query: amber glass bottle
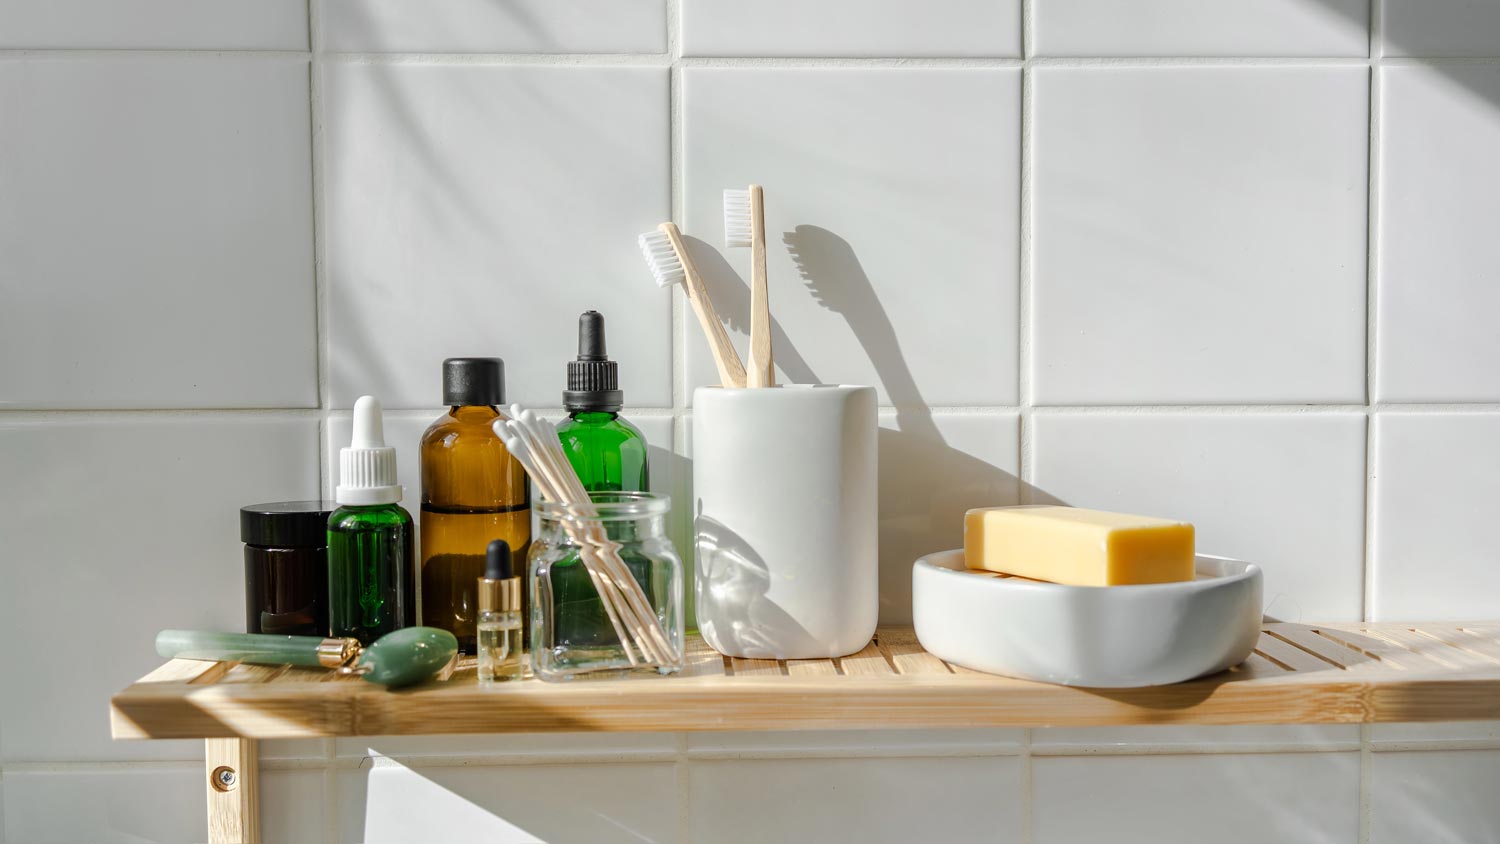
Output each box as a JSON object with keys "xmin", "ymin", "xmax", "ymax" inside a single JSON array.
[{"xmin": 420, "ymin": 358, "xmax": 530, "ymax": 653}]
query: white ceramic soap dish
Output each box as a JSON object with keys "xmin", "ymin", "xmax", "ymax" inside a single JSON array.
[{"xmin": 912, "ymin": 550, "xmax": 1263, "ymax": 688}]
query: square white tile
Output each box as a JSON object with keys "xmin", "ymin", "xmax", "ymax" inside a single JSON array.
[
  {"xmin": 0, "ymin": 417, "xmax": 320, "ymax": 762},
  {"xmin": 1031, "ymin": 413, "xmax": 1368, "ymax": 621},
  {"xmin": 324, "ymin": 64, "xmax": 670, "ymax": 410},
  {"xmin": 681, "ymin": 0, "xmax": 1021, "ymax": 57},
  {"xmin": 877, "ymin": 412, "xmax": 1020, "ymax": 623},
  {"xmin": 338, "ymin": 762, "xmax": 678, "ymax": 843},
  {"xmin": 0, "ymin": 58, "xmax": 316, "ymax": 409},
  {"xmin": 686, "ymin": 727, "xmax": 1022, "ymax": 754},
  {"xmin": 1034, "ymin": 0, "xmax": 1367, "ymax": 57},
  {"xmin": 0, "ymin": 0, "xmax": 306, "ymax": 49},
  {"xmin": 1033, "ymin": 753, "xmax": 1360, "ymax": 844},
  {"xmin": 688, "ymin": 757, "xmax": 1022, "ymax": 843},
  {"xmin": 1371, "ymin": 413, "xmax": 1500, "ymax": 620},
  {"xmin": 3, "ymin": 768, "xmax": 205, "ymax": 844},
  {"xmin": 1031, "ymin": 67, "xmax": 1368, "ymax": 405},
  {"xmin": 1384, "ymin": 0, "xmax": 1500, "ymax": 57},
  {"xmin": 321, "ymin": 0, "xmax": 665, "ymax": 53},
  {"xmin": 1376, "ymin": 67, "xmax": 1500, "ymax": 402},
  {"xmin": 1369, "ymin": 750, "xmax": 1500, "ymax": 843},
  {"xmin": 263, "ymin": 770, "xmax": 326, "ymax": 844},
  {"xmin": 1031, "ymin": 724, "xmax": 1360, "ymax": 750},
  {"xmin": 681, "ymin": 68, "xmax": 1021, "ymax": 406}
]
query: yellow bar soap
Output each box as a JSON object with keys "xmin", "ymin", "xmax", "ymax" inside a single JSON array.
[{"xmin": 963, "ymin": 505, "xmax": 1195, "ymax": 586}]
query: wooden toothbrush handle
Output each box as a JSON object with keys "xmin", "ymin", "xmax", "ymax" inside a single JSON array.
[
  {"xmin": 660, "ymin": 223, "xmax": 746, "ymax": 388},
  {"xmin": 748, "ymin": 184, "xmax": 774, "ymax": 387}
]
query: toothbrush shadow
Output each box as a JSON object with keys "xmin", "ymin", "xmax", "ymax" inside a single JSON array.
[
  {"xmin": 782, "ymin": 224, "xmax": 1065, "ymax": 623},
  {"xmin": 681, "ymin": 235, "xmax": 820, "ymax": 386}
]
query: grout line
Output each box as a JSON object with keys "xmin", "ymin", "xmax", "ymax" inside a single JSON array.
[
  {"xmin": 2, "ymin": 760, "xmax": 205, "ymax": 773},
  {"xmin": 1027, "ymin": 742, "xmax": 1365, "ymax": 757},
  {"xmin": 681, "ymin": 746, "xmax": 1027, "ymax": 761},
  {"xmin": 1359, "ymin": 724, "xmax": 1372, "ymax": 844},
  {"xmin": 1019, "ymin": 728, "xmax": 1034, "ymax": 844},
  {"xmin": 1365, "ymin": 738, "xmax": 1500, "ymax": 752},
  {"xmin": 0, "ymin": 407, "xmax": 328, "ymax": 418},
  {"xmin": 6, "ymin": 47, "xmax": 1500, "ymax": 65},
  {"xmin": 675, "ymin": 733, "xmax": 690, "ymax": 844},
  {"xmin": 1017, "ymin": 22, "xmax": 1035, "ymax": 500},
  {"xmin": 6, "ymin": 402, "xmax": 1500, "ymax": 423},
  {"xmin": 668, "ymin": 0, "xmax": 687, "ymax": 413},
  {"xmin": 309, "ymin": 0, "xmax": 329, "ymax": 415},
  {"xmin": 321, "ymin": 52, "xmax": 671, "ymax": 66},
  {"xmin": 352, "ymin": 753, "xmax": 681, "ymax": 768},
  {"xmin": 1362, "ymin": 0, "xmax": 1384, "ymax": 625},
  {"xmin": 308, "ymin": 0, "xmax": 330, "ymax": 518},
  {"xmin": 0, "ymin": 48, "xmax": 310, "ymax": 60}
]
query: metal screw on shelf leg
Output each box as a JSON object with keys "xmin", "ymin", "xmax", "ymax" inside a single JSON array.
[{"xmin": 211, "ymin": 765, "xmax": 237, "ymax": 792}]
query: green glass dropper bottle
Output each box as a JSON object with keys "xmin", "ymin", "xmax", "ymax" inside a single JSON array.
[
  {"xmin": 327, "ymin": 395, "xmax": 417, "ymax": 645},
  {"xmin": 556, "ymin": 310, "xmax": 649, "ymax": 492}
]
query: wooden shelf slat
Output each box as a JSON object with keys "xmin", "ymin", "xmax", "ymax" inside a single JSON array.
[
  {"xmin": 1253, "ymin": 633, "xmax": 1340, "ymax": 673},
  {"xmin": 878, "ymin": 628, "xmax": 953, "ymax": 676},
  {"xmin": 1263, "ymin": 625, "xmax": 1375, "ymax": 670},
  {"xmin": 110, "ymin": 623, "xmax": 1500, "ymax": 741},
  {"xmin": 729, "ymin": 658, "xmax": 783, "ymax": 677},
  {"xmin": 838, "ymin": 640, "xmax": 894, "ymax": 676}
]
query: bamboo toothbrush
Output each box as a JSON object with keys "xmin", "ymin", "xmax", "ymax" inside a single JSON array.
[
  {"xmin": 724, "ymin": 185, "xmax": 774, "ymax": 387},
  {"xmin": 638, "ymin": 223, "xmax": 747, "ymax": 388}
]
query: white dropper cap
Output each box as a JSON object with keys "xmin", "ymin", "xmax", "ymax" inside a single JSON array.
[{"xmin": 336, "ymin": 395, "xmax": 402, "ymax": 506}]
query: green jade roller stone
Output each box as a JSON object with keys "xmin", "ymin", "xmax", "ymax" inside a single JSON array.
[
  {"xmin": 358, "ymin": 627, "xmax": 458, "ymax": 688},
  {"xmin": 155, "ymin": 627, "xmax": 458, "ymax": 688}
]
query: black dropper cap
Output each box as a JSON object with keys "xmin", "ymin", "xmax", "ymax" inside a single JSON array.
[
  {"xmin": 443, "ymin": 357, "xmax": 505, "ymax": 407},
  {"xmin": 485, "ymin": 539, "xmax": 512, "ymax": 580},
  {"xmin": 563, "ymin": 311, "xmax": 623, "ymax": 412}
]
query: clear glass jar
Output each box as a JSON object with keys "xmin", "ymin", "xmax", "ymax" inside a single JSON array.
[{"xmin": 530, "ymin": 492, "xmax": 684, "ymax": 681}]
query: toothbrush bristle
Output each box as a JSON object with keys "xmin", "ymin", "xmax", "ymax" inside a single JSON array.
[
  {"xmin": 723, "ymin": 189, "xmax": 752, "ymax": 248},
  {"xmin": 638, "ymin": 230, "xmax": 685, "ymax": 287}
]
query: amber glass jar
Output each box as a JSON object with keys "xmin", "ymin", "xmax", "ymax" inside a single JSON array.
[
  {"xmin": 420, "ymin": 358, "xmax": 530, "ymax": 653},
  {"xmin": 241, "ymin": 500, "xmax": 335, "ymax": 636}
]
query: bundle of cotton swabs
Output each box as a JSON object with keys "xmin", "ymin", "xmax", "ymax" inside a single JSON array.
[{"xmin": 492, "ymin": 405, "xmax": 678, "ymax": 668}]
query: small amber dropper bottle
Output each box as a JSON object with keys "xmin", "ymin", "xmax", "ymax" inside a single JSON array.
[{"xmin": 477, "ymin": 539, "xmax": 523, "ymax": 684}]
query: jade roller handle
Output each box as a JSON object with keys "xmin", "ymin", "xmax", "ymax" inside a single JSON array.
[
  {"xmin": 156, "ymin": 630, "xmax": 355, "ymax": 669},
  {"xmin": 155, "ymin": 627, "xmax": 460, "ymax": 688}
]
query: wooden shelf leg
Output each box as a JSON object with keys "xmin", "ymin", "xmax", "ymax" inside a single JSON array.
[{"xmin": 205, "ymin": 738, "xmax": 260, "ymax": 844}]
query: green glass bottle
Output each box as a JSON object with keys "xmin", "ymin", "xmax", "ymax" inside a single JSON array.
[
  {"xmin": 328, "ymin": 395, "xmax": 417, "ymax": 645},
  {"xmin": 550, "ymin": 311, "xmax": 652, "ymax": 644},
  {"xmin": 556, "ymin": 311, "xmax": 649, "ymax": 493}
]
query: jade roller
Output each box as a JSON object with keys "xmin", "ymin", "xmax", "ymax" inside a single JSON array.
[{"xmin": 155, "ymin": 627, "xmax": 459, "ymax": 688}]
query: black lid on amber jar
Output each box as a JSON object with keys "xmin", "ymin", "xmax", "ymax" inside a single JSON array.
[
  {"xmin": 443, "ymin": 357, "xmax": 505, "ymax": 407},
  {"xmin": 240, "ymin": 501, "xmax": 336, "ymax": 548}
]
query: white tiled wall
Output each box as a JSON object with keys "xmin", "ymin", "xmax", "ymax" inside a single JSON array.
[{"xmin": 4, "ymin": 0, "xmax": 1500, "ymax": 841}]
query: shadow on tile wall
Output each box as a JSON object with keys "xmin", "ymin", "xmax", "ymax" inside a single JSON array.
[{"xmin": 686, "ymin": 225, "xmax": 1056, "ymax": 621}]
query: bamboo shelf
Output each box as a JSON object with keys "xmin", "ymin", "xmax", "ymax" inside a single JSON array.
[
  {"xmin": 114, "ymin": 622, "xmax": 1500, "ymax": 741},
  {"xmin": 111, "ymin": 622, "xmax": 1500, "ymax": 843}
]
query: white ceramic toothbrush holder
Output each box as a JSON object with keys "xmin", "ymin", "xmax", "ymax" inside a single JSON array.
[{"xmin": 692, "ymin": 384, "xmax": 878, "ymax": 659}]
